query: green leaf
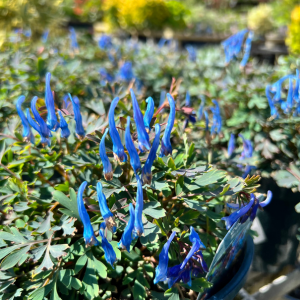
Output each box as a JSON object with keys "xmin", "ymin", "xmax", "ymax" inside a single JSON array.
[
  {"xmin": 74, "ymin": 254, "xmax": 88, "ymax": 274},
  {"xmin": 191, "ymin": 169, "xmax": 227, "ymax": 189},
  {"xmin": 143, "ymin": 201, "xmax": 166, "ymax": 218},
  {"xmin": 1, "ymin": 245, "xmax": 30, "ymax": 270},
  {"xmin": 0, "ymin": 228, "xmax": 27, "ymax": 244},
  {"xmin": 52, "ymin": 189, "xmax": 80, "ymax": 220},
  {"xmin": 0, "ymin": 140, "xmax": 5, "ymax": 163},
  {"xmin": 132, "ymin": 279, "xmax": 146, "ymax": 299},
  {"xmin": 82, "ymin": 257, "xmax": 99, "ymax": 299},
  {"xmin": 49, "ymin": 244, "xmax": 69, "ymax": 258},
  {"xmin": 184, "ymin": 199, "xmax": 206, "ymax": 212}
]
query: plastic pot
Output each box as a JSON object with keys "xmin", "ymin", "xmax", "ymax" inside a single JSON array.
[{"xmin": 200, "ymin": 234, "xmax": 254, "ymax": 300}]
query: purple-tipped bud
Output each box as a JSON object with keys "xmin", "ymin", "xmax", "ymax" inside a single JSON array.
[{"xmin": 100, "ymin": 128, "xmax": 113, "ymax": 181}]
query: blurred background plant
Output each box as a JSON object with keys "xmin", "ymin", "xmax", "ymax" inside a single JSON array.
[{"xmin": 286, "ymin": 5, "xmax": 300, "ymax": 54}]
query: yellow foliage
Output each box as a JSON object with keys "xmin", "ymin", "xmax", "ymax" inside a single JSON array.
[
  {"xmin": 286, "ymin": 5, "xmax": 300, "ymax": 54},
  {"xmin": 247, "ymin": 4, "xmax": 274, "ymax": 35},
  {"xmin": 103, "ymin": 0, "xmax": 187, "ymax": 31}
]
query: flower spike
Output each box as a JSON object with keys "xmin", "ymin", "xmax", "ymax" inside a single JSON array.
[
  {"xmin": 97, "ymin": 182, "xmax": 116, "ymax": 233},
  {"xmin": 143, "ymin": 97, "xmax": 154, "ymax": 132},
  {"xmin": 69, "ymin": 94, "xmax": 85, "ymax": 139},
  {"xmin": 58, "ymin": 111, "xmax": 70, "ymax": 139},
  {"xmin": 159, "ymin": 93, "xmax": 175, "ymax": 157},
  {"xmin": 125, "ymin": 116, "xmax": 141, "ymax": 174},
  {"xmin": 16, "ymin": 96, "xmax": 34, "ymax": 143},
  {"xmin": 108, "ymin": 97, "xmax": 127, "ymax": 163},
  {"xmin": 142, "ymin": 124, "xmax": 161, "ymax": 185},
  {"xmin": 45, "ymin": 72, "xmax": 59, "ymax": 131},
  {"xmin": 26, "ymin": 96, "xmax": 52, "ymax": 146},
  {"xmin": 77, "ymin": 181, "xmax": 99, "ymax": 247},
  {"xmin": 100, "ymin": 128, "xmax": 113, "ymax": 181},
  {"xmin": 99, "ymin": 223, "xmax": 117, "ymax": 268},
  {"xmin": 154, "ymin": 231, "xmax": 176, "ymax": 284},
  {"xmin": 133, "ymin": 175, "xmax": 144, "ymax": 239},
  {"xmin": 227, "ymin": 134, "xmax": 235, "ymax": 157},
  {"xmin": 130, "ymin": 89, "xmax": 150, "ymax": 152},
  {"xmin": 118, "ymin": 203, "xmax": 135, "ymax": 252}
]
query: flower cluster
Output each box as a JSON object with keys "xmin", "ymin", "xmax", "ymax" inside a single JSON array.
[
  {"xmin": 221, "ymin": 29, "xmax": 254, "ymax": 67},
  {"xmin": 266, "ymin": 70, "xmax": 300, "ymax": 118},
  {"xmin": 74, "ymin": 88, "xmax": 176, "ymax": 266},
  {"xmin": 154, "ymin": 227, "xmax": 208, "ymax": 288},
  {"xmin": 222, "ymin": 191, "xmax": 272, "ymax": 230},
  {"xmin": 17, "ymin": 73, "xmax": 85, "ymax": 146}
]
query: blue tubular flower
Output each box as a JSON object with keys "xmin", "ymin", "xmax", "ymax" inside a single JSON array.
[
  {"xmin": 272, "ymin": 75, "xmax": 294, "ymax": 102},
  {"xmin": 159, "ymin": 93, "xmax": 175, "ymax": 157},
  {"xmin": 240, "ymin": 31, "xmax": 254, "ymax": 68},
  {"xmin": 239, "ymin": 134, "xmax": 253, "ymax": 159},
  {"xmin": 16, "ymin": 96, "xmax": 34, "ymax": 143},
  {"xmin": 158, "ymin": 38, "xmax": 167, "ymax": 48},
  {"xmin": 125, "ymin": 117, "xmax": 141, "ymax": 174},
  {"xmin": 143, "ymin": 97, "xmax": 154, "ymax": 132},
  {"xmin": 68, "ymin": 94, "xmax": 85, "ymax": 139},
  {"xmin": 142, "ymin": 124, "xmax": 161, "ymax": 185},
  {"xmin": 259, "ymin": 190, "xmax": 272, "ymax": 207},
  {"xmin": 41, "ymin": 30, "xmax": 49, "ymax": 43},
  {"xmin": 98, "ymin": 35, "xmax": 112, "ymax": 50},
  {"xmin": 77, "ymin": 181, "xmax": 99, "ymax": 247},
  {"xmin": 97, "ymin": 182, "xmax": 116, "ymax": 232},
  {"xmin": 154, "ymin": 231, "xmax": 176, "ymax": 284},
  {"xmin": 222, "ymin": 194, "xmax": 255, "ymax": 230},
  {"xmin": 119, "ymin": 61, "xmax": 134, "ymax": 82},
  {"xmin": 99, "ymin": 223, "xmax": 117, "ymax": 268},
  {"xmin": 27, "ymin": 96, "xmax": 52, "ymax": 146},
  {"xmin": 58, "ymin": 111, "xmax": 70, "ymax": 139},
  {"xmin": 286, "ymin": 78, "xmax": 294, "ymax": 112},
  {"xmin": 210, "ymin": 100, "xmax": 222, "ymax": 135},
  {"xmin": 228, "ymin": 134, "xmax": 235, "ymax": 157},
  {"xmin": 133, "ymin": 175, "xmax": 144, "ymax": 238},
  {"xmin": 45, "ymin": 72, "xmax": 59, "ymax": 131},
  {"xmin": 180, "ymin": 227, "xmax": 205, "ymax": 270},
  {"xmin": 108, "ymin": 97, "xmax": 127, "ymax": 163},
  {"xmin": 99, "ymin": 128, "xmax": 113, "ymax": 181},
  {"xmin": 130, "ymin": 89, "xmax": 150, "ymax": 152},
  {"xmin": 118, "ymin": 203, "xmax": 135, "ymax": 252},
  {"xmin": 185, "ymin": 91, "xmax": 191, "ymax": 107},
  {"xmin": 265, "ymin": 85, "xmax": 278, "ymax": 117},
  {"xmin": 204, "ymin": 111, "xmax": 209, "ymax": 131},
  {"xmin": 69, "ymin": 27, "xmax": 79, "ymax": 50},
  {"xmin": 99, "ymin": 68, "xmax": 114, "ymax": 84},
  {"xmin": 294, "ymin": 70, "xmax": 299, "ymax": 103},
  {"xmin": 198, "ymin": 95, "xmax": 205, "ymax": 120},
  {"xmin": 186, "ymin": 45, "xmax": 197, "ymax": 62}
]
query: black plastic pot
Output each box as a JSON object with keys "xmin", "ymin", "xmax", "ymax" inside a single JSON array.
[{"xmin": 198, "ymin": 235, "xmax": 254, "ymax": 300}]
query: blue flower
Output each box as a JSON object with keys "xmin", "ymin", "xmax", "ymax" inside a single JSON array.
[
  {"xmin": 186, "ymin": 45, "xmax": 197, "ymax": 62},
  {"xmin": 119, "ymin": 62, "xmax": 134, "ymax": 82},
  {"xmin": 167, "ymin": 264, "xmax": 192, "ymax": 288},
  {"xmin": 286, "ymin": 78, "xmax": 294, "ymax": 112},
  {"xmin": 63, "ymin": 94, "xmax": 71, "ymax": 109},
  {"xmin": 16, "ymin": 96, "xmax": 34, "ymax": 143},
  {"xmin": 223, "ymin": 191, "xmax": 272, "ymax": 229},
  {"xmin": 154, "ymin": 231, "xmax": 176, "ymax": 284},
  {"xmin": 142, "ymin": 124, "xmax": 161, "ymax": 185},
  {"xmin": 99, "ymin": 128, "xmax": 113, "ymax": 181},
  {"xmin": 77, "ymin": 181, "xmax": 99, "ymax": 247},
  {"xmin": 69, "ymin": 27, "xmax": 79, "ymax": 50},
  {"xmin": 239, "ymin": 134, "xmax": 253, "ymax": 159},
  {"xmin": 158, "ymin": 38, "xmax": 167, "ymax": 48},
  {"xmin": 98, "ymin": 35, "xmax": 112, "ymax": 50},
  {"xmin": 210, "ymin": 100, "xmax": 222, "ymax": 135},
  {"xmin": 228, "ymin": 134, "xmax": 235, "ymax": 157},
  {"xmin": 185, "ymin": 91, "xmax": 191, "ymax": 107},
  {"xmin": 45, "ymin": 72, "xmax": 59, "ymax": 131},
  {"xmin": 118, "ymin": 203, "xmax": 135, "ymax": 252},
  {"xmin": 143, "ymin": 97, "xmax": 154, "ymax": 132},
  {"xmin": 125, "ymin": 116, "xmax": 141, "ymax": 174},
  {"xmin": 130, "ymin": 89, "xmax": 150, "ymax": 152},
  {"xmin": 240, "ymin": 31, "xmax": 254, "ymax": 68},
  {"xmin": 108, "ymin": 97, "xmax": 127, "ymax": 163},
  {"xmin": 221, "ymin": 29, "xmax": 248, "ymax": 64},
  {"xmin": 41, "ymin": 30, "xmax": 49, "ymax": 43},
  {"xmin": 265, "ymin": 85, "xmax": 278, "ymax": 117},
  {"xmin": 204, "ymin": 111, "xmax": 209, "ymax": 131},
  {"xmin": 294, "ymin": 69, "xmax": 299, "ymax": 103},
  {"xmin": 97, "ymin": 182, "xmax": 116, "ymax": 232},
  {"xmin": 159, "ymin": 93, "xmax": 175, "ymax": 157},
  {"xmin": 58, "ymin": 111, "xmax": 70, "ymax": 139},
  {"xmin": 26, "ymin": 96, "xmax": 52, "ymax": 147},
  {"xmin": 180, "ymin": 227, "xmax": 206, "ymax": 270},
  {"xmin": 99, "ymin": 222, "xmax": 117, "ymax": 268},
  {"xmin": 133, "ymin": 175, "xmax": 144, "ymax": 239},
  {"xmin": 198, "ymin": 96, "xmax": 205, "ymax": 120},
  {"xmin": 99, "ymin": 68, "xmax": 114, "ymax": 84},
  {"xmin": 68, "ymin": 94, "xmax": 85, "ymax": 139}
]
